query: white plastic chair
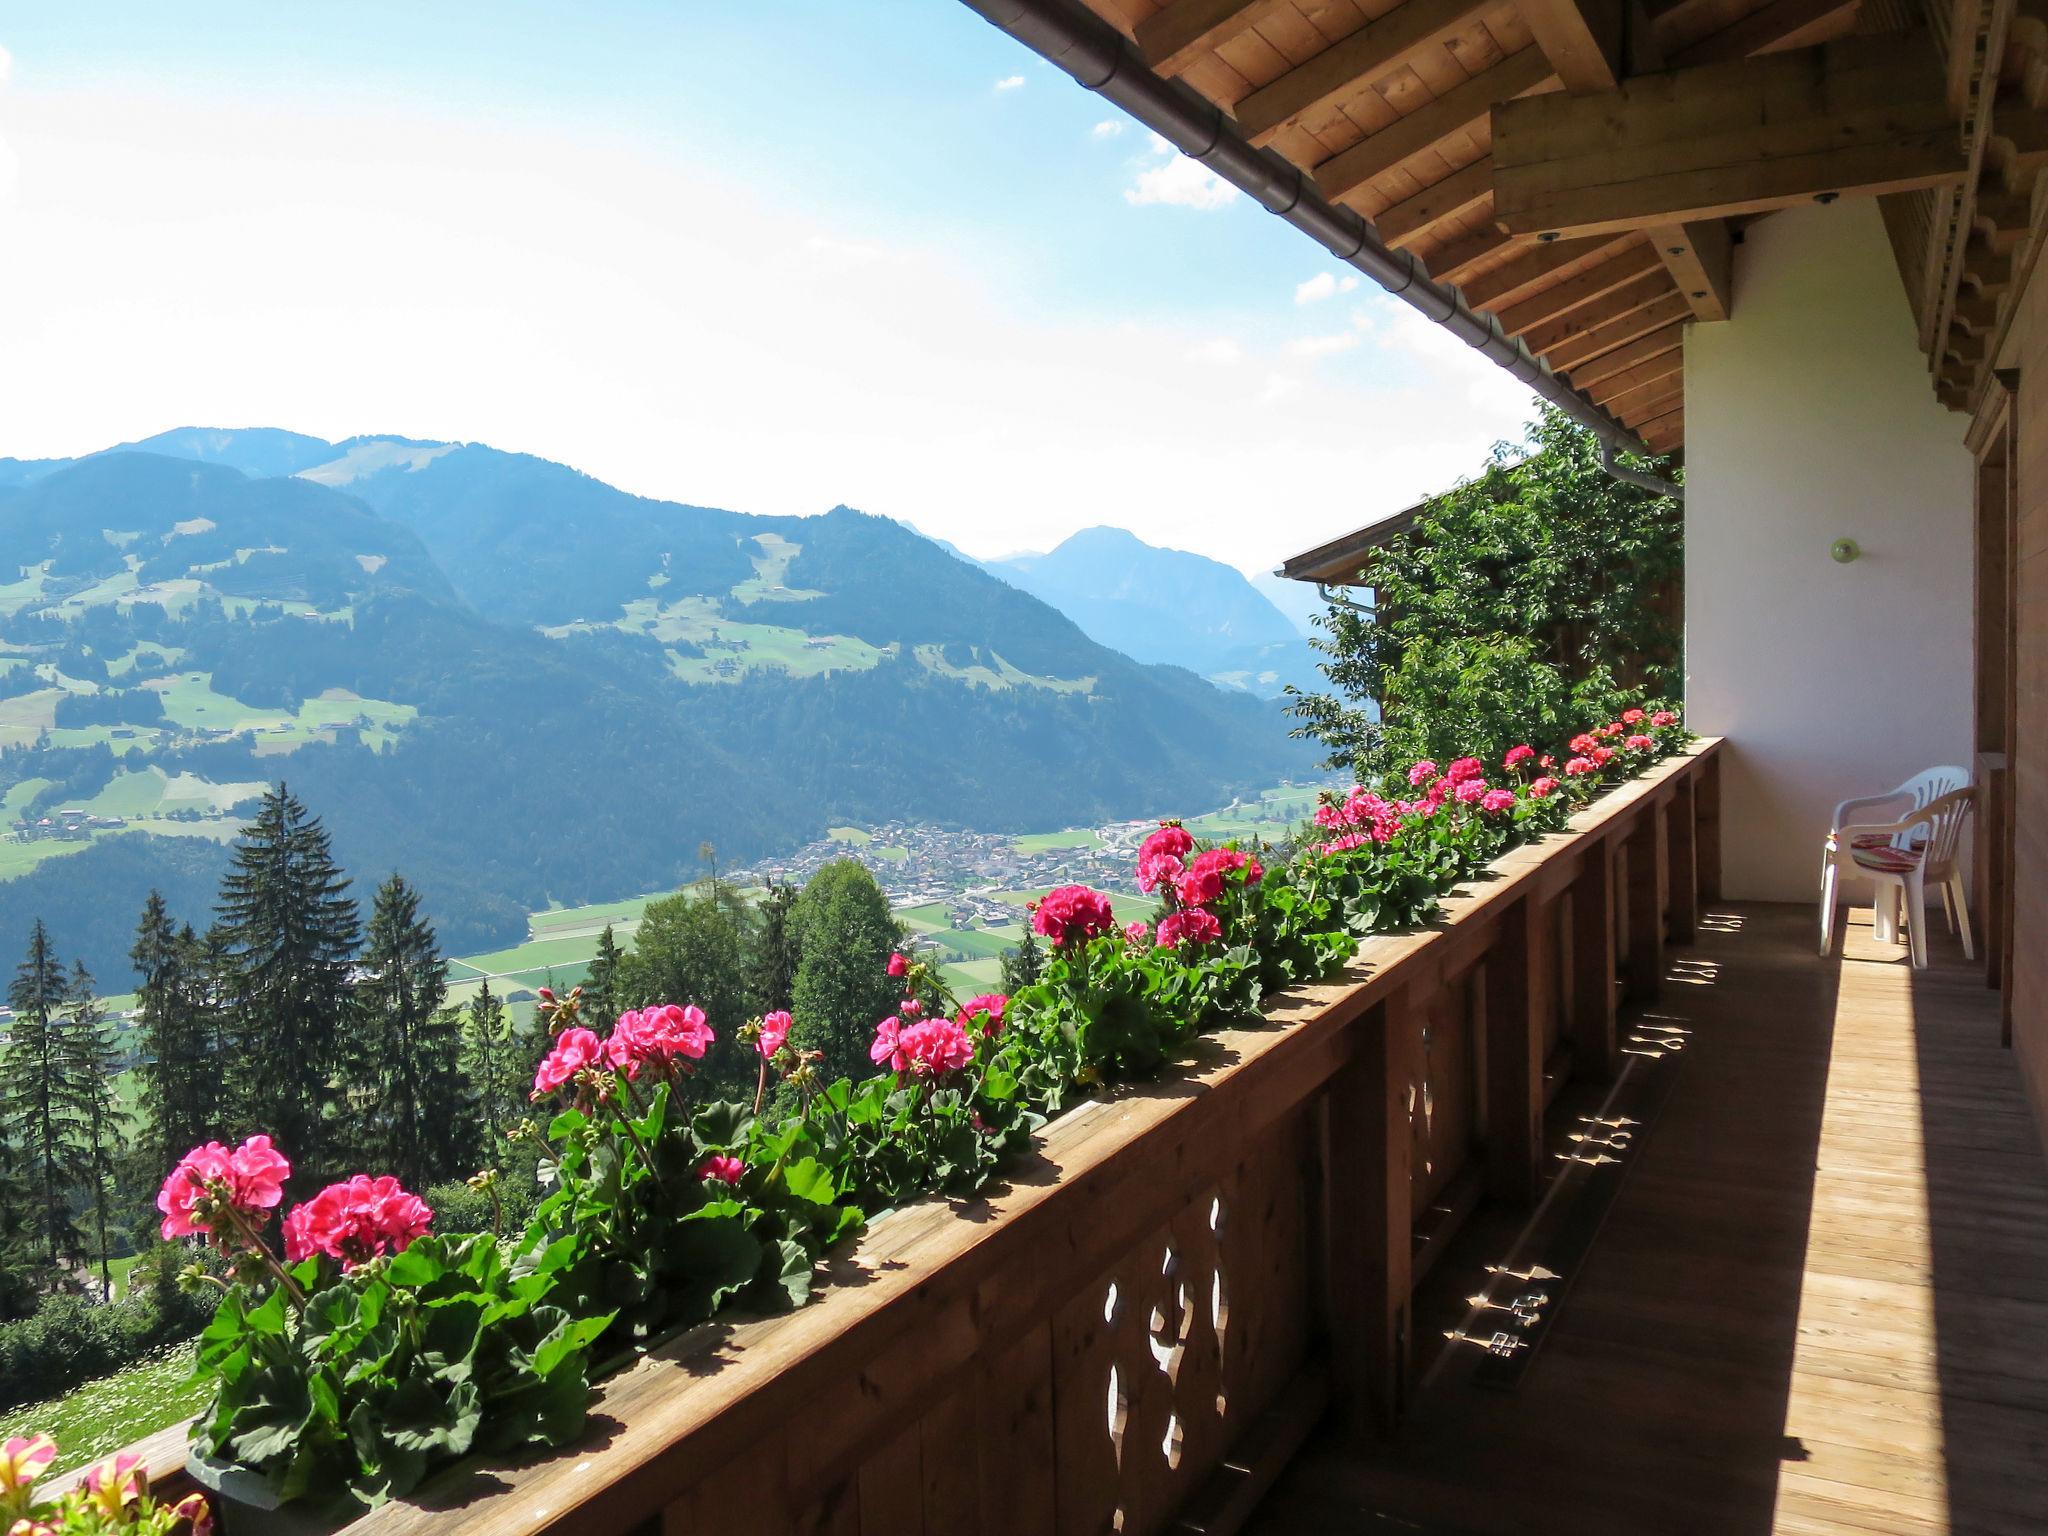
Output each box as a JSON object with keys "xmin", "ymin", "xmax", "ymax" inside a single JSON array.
[{"xmin": 1819, "ymin": 769, "xmax": 1975, "ymax": 967}]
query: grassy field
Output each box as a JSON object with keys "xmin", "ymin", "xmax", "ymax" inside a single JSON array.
[
  {"xmin": 938, "ymin": 956, "xmax": 1004, "ymax": 992},
  {"xmin": 0, "ymin": 1343, "xmax": 208, "ymax": 1480},
  {"xmin": 825, "ymin": 826, "xmax": 872, "ymax": 846},
  {"xmin": 447, "ymin": 933, "xmax": 604, "ymax": 983},
  {"xmin": 926, "ymin": 927, "xmax": 1012, "ymax": 960},
  {"xmin": 1012, "ymin": 828, "xmax": 1101, "ymax": 853}
]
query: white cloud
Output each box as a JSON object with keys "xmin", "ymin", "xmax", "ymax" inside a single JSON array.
[
  {"xmin": 1125, "ymin": 152, "xmax": 1238, "ymax": 211},
  {"xmin": 1294, "ymin": 271, "xmax": 1359, "ymax": 305},
  {"xmin": 1186, "ymin": 337, "xmax": 1242, "ymax": 365},
  {"xmin": 1259, "ymin": 373, "xmax": 1300, "ymax": 405},
  {"xmin": 1287, "ymin": 332, "xmax": 1359, "ymax": 358},
  {"xmin": 1091, "ymin": 119, "xmax": 1123, "ymax": 139},
  {"xmin": 0, "ymin": 45, "xmax": 14, "ymax": 89},
  {"xmin": 994, "ymin": 74, "xmax": 1025, "ymax": 91}
]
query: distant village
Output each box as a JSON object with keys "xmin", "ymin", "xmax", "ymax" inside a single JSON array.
[{"xmin": 9, "ymin": 808, "xmax": 130, "ymax": 842}]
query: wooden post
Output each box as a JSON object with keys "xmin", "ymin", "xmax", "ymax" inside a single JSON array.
[
  {"xmin": 1624, "ymin": 804, "xmax": 1667, "ymax": 1004},
  {"xmin": 1570, "ymin": 841, "xmax": 1618, "ymax": 1081},
  {"xmin": 1323, "ymin": 985, "xmax": 1419, "ymax": 1434},
  {"xmin": 1667, "ymin": 775, "xmax": 1698, "ymax": 944},
  {"xmin": 1484, "ymin": 900, "xmax": 1545, "ymax": 1206},
  {"xmin": 1695, "ymin": 752, "xmax": 1723, "ymax": 902}
]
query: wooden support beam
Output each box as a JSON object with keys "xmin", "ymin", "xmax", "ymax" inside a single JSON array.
[
  {"xmin": 1667, "ymin": 776, "xmax": 1699, "ymax": 944},
  {"xmin": 1667, "ymin": 0, "xmax": 1862, "ymax": 67},
  {"xmin": 1427, "ymin": 227, "xmax": 1524, "ymax": 283},
  {"xmin": 1623, "ymin": 803, "xmax": 1667, "ymax": 1004},
  {"xmin": 1233, "ymin": 0, "xmax": 1496, "ymax": 147},
  {"xmin": 1492, "ymin": 33, "xmax": 1967, "ymax": 238},
  {"xmin": 1587, "ymin": 344, "xmax": 1683, "ymax": 404},
  {"xmin": 1562, "ymin": 318, "xmax": 1685, "ymax": 385},
  {"xmin": 1324, "ymin": 985, "xmax": 1421, "ymax": 1431},
  {"xmin": 1376, "ymin": 160, "xmax": 1495, "ymax": 249},
  {"xmin": 1316, "ymin": 49, "xmax": 1556, "ymax": 204},
  {"xmin": 1458, "ymin": 233, "xmax": 1630, "ymax": 309},
  {"xmin": 1524, "ymin": 271, "xmax": 1678, "ymax": 357},
  {"xmin": 1651, "ymin": 219, "xmax": 1734, "ymax": 320},
  {"xmin": 1484, "ymin": 899, "xmax": 1547, "ymax": 1205},
  {"xmin": 1518, "ymin": 0, "xmax": 1626, "ymax": 90},
  {"xmin": 1497, "ymin": 240, "xmax": 1665, "ymax": 335},
  {"xmin": 1608, "ymin": 374, "xmax": 1684, "ymax": 420},
  {"xmin": 1640, "ymin": 407, "xmax": 1685, "ymax": 450},
  {"xmin": 1568, "ymin": 844, "xmax": 1618, "ymax": 1081},
  {"xmin": 1138, "ymin": 0, "xmax": 1292, "ymax": 78}
]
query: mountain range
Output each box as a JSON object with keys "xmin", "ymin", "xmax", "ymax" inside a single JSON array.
[
  {"xmin": 0, "ymin": 429, "xmax": 1316, "ymax": 979},
  {"xmin": 981, "ymin": 527, "xmax": 1321, "ymax": 697}
]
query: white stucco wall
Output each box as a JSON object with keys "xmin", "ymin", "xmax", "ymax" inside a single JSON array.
[{"xmin": 1686, "ymin": 201, "xmax": 1973, "ymax": 901}]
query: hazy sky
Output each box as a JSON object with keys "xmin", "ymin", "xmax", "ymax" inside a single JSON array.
[{"xmin": 0, "ymin": 3, "xmax": 1540, "ymax": 575}]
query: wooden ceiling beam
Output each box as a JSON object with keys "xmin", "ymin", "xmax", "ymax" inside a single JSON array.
[
  {"xmin": 1492, "ymin": 33, "xmax": 1967, "ymax": 238},
  {"xmin": 1517, "ymin": 0, "xmax": 1626, "ymax": 90},
  {"xmin": 1459, "ymin": 233, "xmax": 1633, "ymax": 309},
  {"xmin": 1520, "ymin": 270, "xmax": 1676, "ymax": 354},
  {"xmin": 1666, "ymin": 0, "xmax": 1861, "ymax": 67},
  {"xmin": 1137, "ymin": 0, "xmax": 1295, "ymax": 78},
  {"xmin": 1375, "ymin": 160, "xmax": 1496, "ymax": 248},
  {"xmin": 1543, "ymin": 290, "xmax": 1693, "ymax": 369},
  {"xmin": 1427, "ymin": 227, "xmax": 1525, "ymax": 283},
  {"xmin": 1562, "ymin": 318, "xmax": 1687, "ymax": 384},
  {"xmin": 1640, "ymin": 413, "xmax": 1685, "ymax": 452},
  {"xmin": 1233, "ymin": 0, "xmax": 1497, "ymax": 147},
  {"xmin": 1651, "ymin": 219, "xmax": 1734, "ymax": 320},
  {"xmin": 1315, "ymin": 49, "xmax": 1556, "ymax": 204},
  {"xmin": 1586, "ymin": 345, "xmax": 1684, "ymax": 404},
  {"xmin": 1609, "ymin": 375, "xmax": 1685, "ymax": 418},
  {"xmin": 1497, "ymin": 240, "xmax": 1666, "ymax": 333}
]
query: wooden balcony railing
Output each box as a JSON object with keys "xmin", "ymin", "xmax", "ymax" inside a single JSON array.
[{"xmin": 75, "ymin": 740, "xmax": 1724, "ymax": 1536}]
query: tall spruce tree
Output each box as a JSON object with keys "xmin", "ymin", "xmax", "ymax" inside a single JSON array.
[
  {"xmin": 462, "ymin": 979, "xmax": 523, "ymax": 1149},
  {"xmin": 215, "ymin": 785, "xmax": 359, "ymax": 1183},
  {"xmin": 789, "ymin": 861, "xmax": 904, "ymax": 1087},
  {"xmin": 0, "ymin": 921, "xmax": 88, "ymax": 1269},
  {"xmin": 754, "ymin": 879, "xmax": 801, "ymax": 1014},
  {"xmin": 353, "ymin": 874, "xmax": 467, "ymax": 1189},
  {"xmin": 62, "ymin": 962, "xmax": 128, "ymax": 1300},
  {"xmin": 131, "ymin": 892, "xmax": 213, "ymax": 1173},
  {"xmin": 583, "ymin": 924, "xmax": 623, "ymax": 1028},
  {"xmin": 999, "ymin": 929, "xmax": 1045, "ymax": 993}
]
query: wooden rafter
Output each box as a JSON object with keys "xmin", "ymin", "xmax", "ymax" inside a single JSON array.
[
  {"xmin": 1521, "ymin": 270, "xmax": 1678, "ymax": 355},
  {"xmin": 1544, "ymin": 290, "xmax": 1693, "ymax": 368},
  {"xmin": 1376, "ymin": 160, "xmax": 1495, "ymax": 248},
  {"xmin": 1497, "ymin": 241, "xmax": 1666, "ymax": 334},
  {"xmin": 1666, "ymin": 0, "xmax": 1863, "ymax": 66},
  {"xmin": 1586, "ymin": 344, "xmax": 1685, "ymax": 404},
  {"xmin": 1458, "ymin": 234, "xmax": 1632, "ymax": 309},
  {"xmin": 1491, "ymin": 33, "xmax": 1967, "ymax": 238},
  {"xmin": 1427, "ymin": 228, "xmax": 1525, "ymax": 282},
  {"xmin": 1232, "ymin": 0, "xmax": 1497, "ymax": 147},
  {"xmin": 1137, "ymin": 0, "xmax": 1293, "ymax": 78},
  {"xmin": 1315, "ymin": 50, "xmax": 1555, "ymax": 204},
  {"xmin": 1652, "ymin": 219, "xmax": 1735, "ymax": 320},
  {"xmin": 1518, "ymin": 0, "xmax": 1625, "ymax": 89},
  {"xmin": 1563, "ymin": 319, "xmax": 1687, "ymax": 385}
]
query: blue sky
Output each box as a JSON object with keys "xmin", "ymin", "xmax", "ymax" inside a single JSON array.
[{"xmin": 0, "ymin": 3, "xmax": 1539, "ymax": 572}]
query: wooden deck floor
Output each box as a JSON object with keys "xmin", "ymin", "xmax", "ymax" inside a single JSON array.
[{"xmin": 1249, "ymin": 901, "xmax": 2048, "ymax": 1536}]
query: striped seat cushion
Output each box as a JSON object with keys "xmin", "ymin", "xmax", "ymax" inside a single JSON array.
[{"xmin": 1850, "ymin": 841, "xmax": 1924, "ymax": 874}]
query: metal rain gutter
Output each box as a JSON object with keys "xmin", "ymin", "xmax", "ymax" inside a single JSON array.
[{"xmin": 957, "ymin": 0, "xmax": 1686, "ymax": 501}]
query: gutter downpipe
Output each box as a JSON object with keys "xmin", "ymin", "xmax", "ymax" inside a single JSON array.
[{"xmin": 958, "ymin": 0, "xmax": 1686, "ymax": 503}]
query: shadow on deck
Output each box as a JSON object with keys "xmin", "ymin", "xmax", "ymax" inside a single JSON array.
[{"xmin": 1249, "ymin": 900, "xmax": 2048, "ymax": 1536}]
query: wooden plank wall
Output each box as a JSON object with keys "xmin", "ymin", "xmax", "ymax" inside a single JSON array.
[
  {"xmin": 314, "ymin": 748, "xmax": 1721, "ymax": 1536},
  {"xmin": 2000, "ymin": 257, "xmax": 2048, "ymax": 1135}
]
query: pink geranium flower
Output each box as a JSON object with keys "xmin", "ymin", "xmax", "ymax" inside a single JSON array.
[
  {"xmin": 282, "ymin": 1175, "xmax": 432, "ymax": 1270},
  {"xmin": 1136, "ymin": 848, "xmax": 1184, "ymax": 893},
  {"xmin": 1453, "ymin": 778, "xmax": 1488, "ymax": 805},
  {"xmin": 1569, "ymin": 732, "xmax": 1599, "ymax": 756},
  {"xmin": 1503, "ymin": 744, "xmax": 1535, "ymax": 770},
  {"xmin": 1156, "ymin": 907, "xmax": 1222, "ymax": 948},
  {"xmin": 697, "ymin": 1154, "xmax": 745, "ymax": 1185},
  {"xmin": 1186, "ymin": 847, "xmax": 1263, "ymax": 886},
  {"xmin": 1445, "ymin": 757, "xmax": 1484, "ymax": 784},
  {"xmin": 1031, "ymin": 885, "xmax": 1116, "ymax": 947},
  {"xmin": 959, "ymin": 993, "xmax": 1008, "ymax": 1033},
  {"xmin": 1529, "ymin": 775, "xmax": 1560, "ymax": 798},
  {"xmin": 1651, "ymin": 710, "xmax": 1678, "ymax": 727},
  {"xmin": 1621, "ymin": 708, "xmax": 1646, "ymax": 724},
  {"xmin": 1481, "ymin": 788, "xmax": 1517, "ymax": 813},
  {"xmin": 1139, "ymin": 823, "xmax": 1194, "ymax": 863},
  {"xmin": 757, "ymin": 1010, "xmax": 792, "ymax": 1057},
  {"xmin": 1591, "ymin": 745, "xmax": 1616, "ymax": 766},
  {"xmin": 1407, "ymin": 760, "xmax": 1438, "ymax": 787},
  {"xmin": 1626, "ymin": 733, "xmax": 1655, "ymax": 751},
  {"xmin": 1565, "ymin": 756, "xmax": 1597, "ymax": 776},
  {"xmin": 886, "ymin": 952, "xmax": 908, "ymax": 978},
  {"xmin": 532, "ymin": 1026, "xmax": 604, "ymax": 1098},
  {"xmin": 1125, "ymin": 919, "xmax": 1151, "ymax": 947},
  {"xmin": 157, "ymin": 1135, "xmax": 292, "ymax": 1242}
]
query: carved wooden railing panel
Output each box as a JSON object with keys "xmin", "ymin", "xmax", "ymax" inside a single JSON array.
[{"xmin": 72, "ymin": 742, "xmax": 1722, "ymax": 1536}]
